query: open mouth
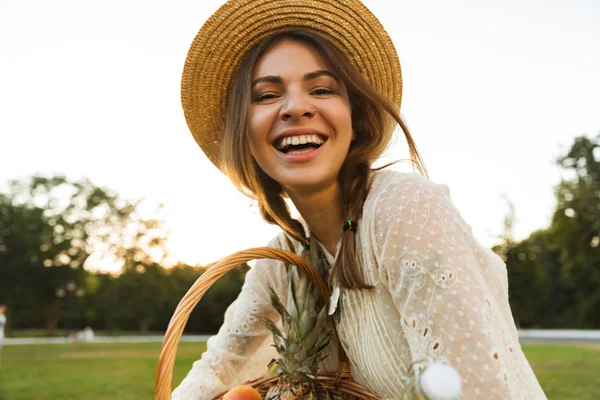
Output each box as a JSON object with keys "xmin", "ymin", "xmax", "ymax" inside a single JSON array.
[{"xmin": 273, "ymin": 134, "xmax": 327, "ymax": 154}]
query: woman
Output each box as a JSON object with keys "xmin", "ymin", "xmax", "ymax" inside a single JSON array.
[
  {"xmin": 0, "ymin": 303, "xmax": 6, "ymax": 365},
  {"xmin": 173, "ymin": 0, "xmax": 546, "ymax": 398}
]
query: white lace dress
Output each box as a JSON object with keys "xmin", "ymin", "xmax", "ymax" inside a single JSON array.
[{"xmin": 172, "ymin": 169, "xmax": 547, "ymax": 399}]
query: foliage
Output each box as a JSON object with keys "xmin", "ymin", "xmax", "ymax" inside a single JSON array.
[
  {"xmin": 495, "ymin": 132, "xmax": 600, "ymax": 328},
  {"xmin": 0, "ymin": 175, "xmax": 166, "ymax": 334},
  {"xmin": 0, "ymin": 173, "xmax": 249, "ymax": 335},
  {"xmin": 82, "ymin": 262, "xmax": 248, "ymax": 334},
  {"xmin": 501, "ymin": 229, "xmax": 572, "ymax": 328},
  {"xmin": 182, "ymin": 263, "xmax": 248, "ymax": 334},
  {"xmin": 549, "ymin": 134, "xmax": 600, "ymax": 326}
]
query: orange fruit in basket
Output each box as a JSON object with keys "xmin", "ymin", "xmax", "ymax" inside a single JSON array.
[{"xmin": 222, "ymin": 384, "xmax": 262, "ymax": 400}]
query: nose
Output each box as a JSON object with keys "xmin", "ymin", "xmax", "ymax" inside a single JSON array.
[{"xmin": 279, "ymin": 92, "xmax": 316, "ymax": 121}]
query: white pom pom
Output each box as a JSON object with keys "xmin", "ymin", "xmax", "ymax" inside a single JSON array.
[{"xmin": 419, "ymin": 362, "xmax": 462, "ymax": 400}]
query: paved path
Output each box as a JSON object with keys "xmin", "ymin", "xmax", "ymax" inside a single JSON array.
[
  {"xmin": 5, "ymin": 330, "xmax": 600, "ymax": 345},
  {"xmin": 518, "ymin": 329, "xmax": 600, "ymax": 344}
]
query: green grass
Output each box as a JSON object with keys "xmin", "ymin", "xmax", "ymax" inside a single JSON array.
[
  {"xmin": 522, "ymin": 342, "xmax": 600, "ymax": 399},
  {"xmin": 0, "ymin": 342, "xmax": 598, "ymax": 399},
  {"xmin": 0, "ymin": 342, "xmax": 206, "ymax": 400},
  {"xmin": 8, "ymin": 329, "xmax": 169, "ymax": 338}
]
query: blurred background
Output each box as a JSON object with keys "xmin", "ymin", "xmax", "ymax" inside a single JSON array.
[{"xmin": 0, "ymin": 0, "xmax": 599, "ymax": 398}]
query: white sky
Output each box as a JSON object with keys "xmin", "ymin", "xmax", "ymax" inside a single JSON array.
[{"xmin": 1, "ymin": 0, "xmax": 599, "ymax": 272}]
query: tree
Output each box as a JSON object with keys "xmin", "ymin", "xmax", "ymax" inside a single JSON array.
[
  {"xmin": 155, "ymin": 262, "xmax": 249, "ymax": 334},
  {"xmin": 548, "ymin": 133, "xmax": 600, "ymax": 327},
  {"xmin": 102, "ymin": 263, "xmax": 168, "ymax": 332},
  {"xmin": 0, "ymin": 175, "xmax": 167, "ymax": 334},
  {"xmin": 502, "ymin": 230, "xmax": 568, "ymax": 328},
  {"xmin": 0, "ymin": 196, "xmax": 64, "ymax": 335},
  {"xmin": 493, "ymin": 132, "xmax": 600, "ymax": 328}
]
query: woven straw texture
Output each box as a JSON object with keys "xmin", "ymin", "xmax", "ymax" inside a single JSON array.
[
  {"xmin": 181, "ymin": 0, "xmax": 402, "ymax": 170},
  {"xmin": 154, "ymin": 247, "xmax": 380, "ymax": 399}
]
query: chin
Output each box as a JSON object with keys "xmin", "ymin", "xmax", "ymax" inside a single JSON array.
[{"xmin": 277, "ymin": 170, "xmax": 338, "ymax": 194}]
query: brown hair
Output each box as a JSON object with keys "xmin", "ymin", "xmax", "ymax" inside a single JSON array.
[{"xmin": 220, "ymin": 28, "xmax": 428, "ymax": 290}]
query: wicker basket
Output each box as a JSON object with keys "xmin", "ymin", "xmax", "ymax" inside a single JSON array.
[{"xmin": 155, "ymin": 247, "xmax": 381, "ymax": 399}]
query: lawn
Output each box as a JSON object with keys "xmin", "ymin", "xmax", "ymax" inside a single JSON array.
[{"xmin": 0, "ymin": 341, "xmax": 598, "ymax": 399}]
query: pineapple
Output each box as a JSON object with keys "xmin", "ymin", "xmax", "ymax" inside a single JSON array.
[{"xmin": 254, "ymin": 237, "xmax": 335, "ymax": 400}]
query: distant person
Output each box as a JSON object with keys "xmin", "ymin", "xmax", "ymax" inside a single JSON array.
[
  {"xmin": 0, "ymin": 304, "xmax": 6, "ymax": 365},
  {"xmin": 75, "ymin": 326, "xmax": 95, "ymax": 342},
  {"xmin": 83, "ymin": 326, "xmax": 95, "ymax": 342}
]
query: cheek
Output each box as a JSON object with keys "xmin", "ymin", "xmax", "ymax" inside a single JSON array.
[
  {"xmin": 330, "ymin": 103, "xmax": 353, "ymax": 138},
  {"xmin": 248, "ymin": 107, "xmax": 273, "ymax": 147},
  {"xmin": 247, "ymin": 110, "xmax": 264, "ymax": 156},
  {"xmin": 329, "ymin": 96, "xmax": 352, "ymax": 124}
]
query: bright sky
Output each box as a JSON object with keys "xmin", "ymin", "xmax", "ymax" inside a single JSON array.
[{"xmin": 1, "ymin": 0, "xmax": 599, "ymax": 272}]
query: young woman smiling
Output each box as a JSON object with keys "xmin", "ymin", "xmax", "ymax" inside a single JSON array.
[{"xmin": 172, "ymin": 1, "xmax": 547, "ymax": 399}]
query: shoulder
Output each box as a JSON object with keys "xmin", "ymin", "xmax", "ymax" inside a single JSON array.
[
  {"xmin": 363, "ymin": 168, "xmax": 473, "ymax": 251},
  {"xmin": 365, "ymin": 168, "xmax": 453, "ymax": 218}
]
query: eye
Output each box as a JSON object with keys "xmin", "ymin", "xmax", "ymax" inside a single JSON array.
[
  {"xmin": 253, "ymin": 88, "xmax": 334, "ymax": 103},
  {"xmin": 312, "ymin": 88, "xmax": 333, "ymax": 95},
  {"xmin": 254, "ymin": 93, "xmax": 278, "ymax": 102}
]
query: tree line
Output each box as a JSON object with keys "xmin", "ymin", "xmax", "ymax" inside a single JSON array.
[
  {"xmin": 1, "ymin": 133, "xmax": 599, "ymax": 335},
  {"xmin": 0, "ymin": 175, "xmax": 247, "ymax": 336},
  {"xmin": 492, "ymin": 133, "xmax": 600, "ymax": 328}
]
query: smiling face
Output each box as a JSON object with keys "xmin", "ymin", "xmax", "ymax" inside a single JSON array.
[{"xmin": 248, "ymin": 39, "xmax": 353, "ymax": 195}]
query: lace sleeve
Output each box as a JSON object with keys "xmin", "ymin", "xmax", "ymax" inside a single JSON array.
[
  {"xmin": 172, "ymin": 234, "xmax": 291, "ymax": 400},
  {"xmin": 372, "ymin": 173, "xmax": 545, "ymax": 399}
]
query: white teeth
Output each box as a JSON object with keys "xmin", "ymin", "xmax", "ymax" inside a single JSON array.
[{"xmin": 276, "ymin": 134, "xmax": 325, "ymax": 150}]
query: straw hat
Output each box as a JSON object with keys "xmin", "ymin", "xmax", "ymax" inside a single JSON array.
[{"xmin": 181, "ymin": 0, "xmax": 402, "ymax": 170}]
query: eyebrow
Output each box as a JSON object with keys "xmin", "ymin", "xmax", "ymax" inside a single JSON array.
[{"xmin": 251, "ymin": 69, "xmax": 341, "ymax": 88}]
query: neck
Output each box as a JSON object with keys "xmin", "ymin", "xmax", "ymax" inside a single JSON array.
[{"xmin": 286, "ymin": 182, "xmax": 345, "ymax": 255}]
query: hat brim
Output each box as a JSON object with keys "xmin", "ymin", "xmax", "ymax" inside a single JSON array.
[{"xmin": 181, "ymin": 0, "xmax": 402, "ymax": 170}]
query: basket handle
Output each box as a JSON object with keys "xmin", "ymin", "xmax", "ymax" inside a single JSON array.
[{"xmin": 155, "ymin": 247, "xmax": 336, "ymax": 400}]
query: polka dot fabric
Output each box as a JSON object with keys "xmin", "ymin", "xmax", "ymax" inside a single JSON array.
[
  {"xmin": 173, "ymin": 170, "xmax": 546, "ymax": 399},
  {"xmin": 361, "ymin": 170, "xmax": 545, "ymax": 398}
]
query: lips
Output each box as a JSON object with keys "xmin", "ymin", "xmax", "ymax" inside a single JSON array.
[
  {"xmin": 275, "ymin": 135, "xmax": 325, "ymax": 154},
  {"xmin": 272, "ymin": 128, "xmax": 327, "ymax": 144},
  {"xmin": 276, "ymin": 139, "xmax": 326, "ymax": 163},
  {"xmin": 271, "ymin": 128, "xmax": 328, "ymax": 154}
]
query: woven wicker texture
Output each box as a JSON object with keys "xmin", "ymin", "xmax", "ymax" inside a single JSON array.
[
  {"xmin": 155, "ymin": 247, "xmax": 380, "ymax": 399},
  {"xmin": 181, "ymin": 0, "xmax": 402, "ymax": 170}
]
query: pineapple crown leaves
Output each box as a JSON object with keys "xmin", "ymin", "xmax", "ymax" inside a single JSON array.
[
  {"xmin": 297, "ymin": 293, "xmax": 317, "ymax": 338},
  {"xmin": 281, "ymin": 268, "xmax": 334, "ymax": 378},
  {"xmin": 296, "ymin": 365, "xmax": 316, "ymax": 380},
  {"xmin": 254, "ymin": 315, "xmax": 284, "ymax": 347},
  {"xmin": 255, "ymin": 234, "xmax": 335, "ymax": 383},
  {"xmin": 299, "ymin": 304, "xmax": 330, "ymax": 354},
  {"xmin": 286, "ymin": 268, "xmax": 301, "ymax": 337},
  {"xmin": 287, "ymin": 265, "xmax": 324, "ymax": 339},
  {"xmin": 277, "ymin": 353, "xmax": 322, "ymax": 382},
  {"xmin": 297, "ymin": 319, "xmax": 333, "ymax": 372},
  {"xmin": 288, "ymin": 265, "xmax": 309, "ymax": 318},
  {"xmin": 302, "ymin": 341, "xmax": 331, "ymax": 373},
  {"xmin": 268, "ymin": 286, "xmax": 294, "ymax": 329}
]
